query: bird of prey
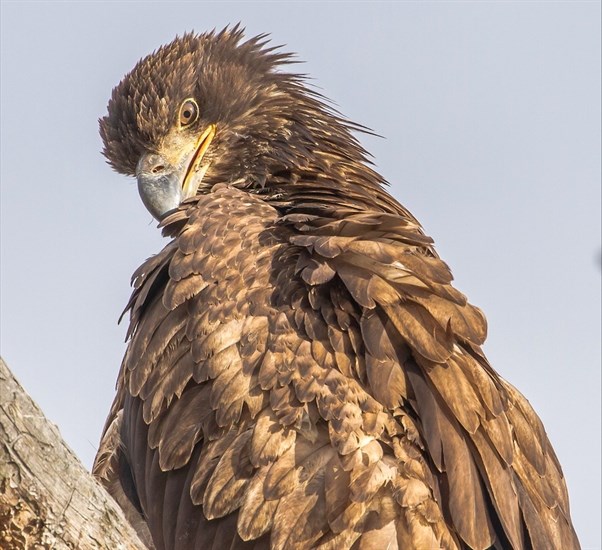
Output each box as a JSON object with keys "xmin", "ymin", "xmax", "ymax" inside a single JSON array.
[{"xmin": 93, "ymin": 27, "xmax": 580, "ymax": 550}]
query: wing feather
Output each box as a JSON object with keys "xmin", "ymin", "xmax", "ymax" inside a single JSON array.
[{"xmin": 96, "ymin": 184, "xmax": 579, "ymax": 550}]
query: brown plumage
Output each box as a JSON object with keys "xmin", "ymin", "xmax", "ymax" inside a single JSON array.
[{"xmin": 93, "ymin": 26, "xmax": 580, "ymax": 550}]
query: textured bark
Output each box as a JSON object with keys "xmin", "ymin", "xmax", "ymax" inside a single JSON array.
[{"xmin": 0, "ymin": 357, "xmax": 147, "ymax": 550}]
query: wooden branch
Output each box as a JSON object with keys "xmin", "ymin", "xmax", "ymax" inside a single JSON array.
[{"xmin": 0, "ymin": 357, "xmax": 147, "ymax": 550}]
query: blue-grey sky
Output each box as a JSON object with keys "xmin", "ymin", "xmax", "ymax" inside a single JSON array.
[{"xmin": 1, "ymin": 2, "xmax": 600, "ymax": 548}]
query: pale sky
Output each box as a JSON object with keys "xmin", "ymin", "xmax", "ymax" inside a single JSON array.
[{"xmin": 1, "ymin": 2, "xmax": 600, "ymax": 548}]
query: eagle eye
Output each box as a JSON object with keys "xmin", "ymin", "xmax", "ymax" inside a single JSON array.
[{"xmin": 178, "ymin": 98, "xmax": 199, "ymax": 128}]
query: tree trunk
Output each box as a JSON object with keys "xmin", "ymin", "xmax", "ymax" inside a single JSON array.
[{"xmin": 0, "ymin": 357, "xmax": 147, "ymax": 550}]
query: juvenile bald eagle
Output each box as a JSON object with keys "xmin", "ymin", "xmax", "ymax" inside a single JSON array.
[{"xmin": 93, "ymin": 27, "xmax": 580, "ymax": 550}]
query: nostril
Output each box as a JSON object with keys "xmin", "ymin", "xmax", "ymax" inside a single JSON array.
[{"xmin": 151, "ymin": 165, "xmax": 165, "ymax": 174}]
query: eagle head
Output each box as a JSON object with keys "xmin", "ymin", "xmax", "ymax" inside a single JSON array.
[{"xmin": 100, "ymin": 26, "xmax": 373, "ymax": 220}]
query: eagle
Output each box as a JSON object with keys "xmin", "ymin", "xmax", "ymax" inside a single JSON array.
[{"xmin": 93, "ymin": 27, "xmax": 580, "ymax": 550}]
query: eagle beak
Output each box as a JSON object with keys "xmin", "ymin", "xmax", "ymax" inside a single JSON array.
[
  {"xmin": 136, "ymin": 124, "xmax": 217, "ymax": 220},
  {"xmin": 136, "ymin": 153, "xmax": 182, "ymax": 220}
]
